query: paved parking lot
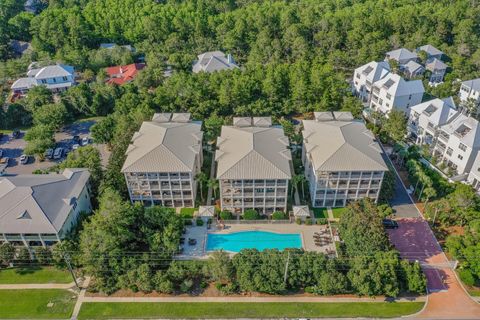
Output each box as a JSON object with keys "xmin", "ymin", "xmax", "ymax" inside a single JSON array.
[{"xmin": 0, "ymin": 120, "xmax": 110, "ymax": 175}]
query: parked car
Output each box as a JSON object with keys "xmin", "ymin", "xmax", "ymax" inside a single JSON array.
[
  {"xmin": 72, "ymin": 135, "xmax": 80, "ymax": 143},
  {"xmin": 72, "ymin": 144, "xmax": 80, "ymax": 150},
  {"xmin": 44, "ymin": 148, "xmax": 54, "ymax": 159},
  {"xmin": 81, "ymin": 136, "xmax": 90, "ymax": 146},
  {"xmin": 11, "ymin": 130, "xmax": 20, "ymax": 139},
  {"xmin": 19, "ymin": 154, "xmax": 29, "ymax": 165},
  {"xmin": 382, "ymin": 219, "xmax": 399, "ymax": 229},
  {"xmin": 0, "ymin": 157, "xmax": 9, "ymax": 166},
  {"xmin": 53, "ymin": 148, "xmax": 64, "ymax": 160},
  {"xmin": 0, "ymin": 149, "xmax": 3, "ymax": 158}
]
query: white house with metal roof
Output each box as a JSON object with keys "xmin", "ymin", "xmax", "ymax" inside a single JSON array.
[
  {"xmin": 0, "ymin": 169, "xmax": 91, "ymax": 248},
  {"xmin": 11, "ymin": 64, "xmax": 75, "ymax": 96},
  {"xmin": 408, "ymin": 97, "xmax": 458, "ymax": 145},
  {"xmin": 459, "ymin": 78, "xmax": 480, "ymax": 110},
  {"xmin": 352, "ymin": 61, "xmax": 390, "ymax": 103},
  {"xmin": 302, "ymin": 112, "xmax": 388, "ymax": 208},
  {"xmin": 432, "ymin": 112, "xmax": 480, "ymax": 177},
  {"xmin": 121, "ymin": 113, "xmax": 203, "ymax": 208},
  {"xmin": 385, "ymin": 48, "xmax": 418, "ymax": 66},
  {"xmin": 425, "ymin": 58, "xmax": 448, "ymax": 83},
  {"xmin": 192, "ymin": 51, "xmax": 238, "ymax": 73},
  {"xmin": 404, "ymin": 61, "xmax": 425, "ymax": 79},
  {"xmin": 369, "ymin": 73, "xmax": 425, "ymax": 115},
  {"xmin": 215, "ymin": 117, "xmax": 292, "ymax": 215}
]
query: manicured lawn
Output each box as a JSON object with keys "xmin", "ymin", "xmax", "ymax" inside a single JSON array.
[
  {"xmin": 331, "ymin": 207, "xmax": 347, "ymax": 219},
  {"xmin": 78, "ymin": 302, "xmax": 424, "ymax": 319},
  {"xmin": 180, "ymin": 207, "xmax": 196, "ymax": 218},
  {"xmin": 313, "ymin": 207, "xmax": 327, "ymax": 218},
  {"xmin": 0, "ymin": 267, "xmax": 72, "ymax": 284},
  {"xmin": 0, "ymin": 290, "xmax": 76, "ymax": 319}
]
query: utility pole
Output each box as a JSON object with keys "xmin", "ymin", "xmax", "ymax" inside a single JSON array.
[
  {"xmin": 283, "ymin": 251, "xmax": 290, "ymax": 285},
  {"xmin": 63, "ymin": 253, "xmax": 79, "ymax": 289}
]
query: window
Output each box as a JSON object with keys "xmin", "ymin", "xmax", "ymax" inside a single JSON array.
[
  {"xmin": 41, "ymin": 79, "xmax": 47, "ymax": 84},
  {"xmin": 62, "ymin": 76, "xmax": 68, "ymax": 81},
  {"xmin": 379, "ymin": 98, "xmax": 383, "ymax": 105},
  {"xmin": 408, "ymin": 95, "xmax": 412, "ymax": 100},
  {"xmin": 446, "ymin": 148, "xmax": 453, "ymax": 156},
  {"xmin": 459, "ymin": 143, "xmax": 467, "ymax": 152},
  {"xmin": 386, "ymin": 93, "xmax": 392, "ymax": 100},
  {"xmin": 458, "ymin": 154, "xmax": 464, "ymax": 160},
  {"xmin": 356, "ymin": 73, "xmax": 360, "ymax": 79},
  {"xmin": 52, "ymin": 78, "xmax": 57, "ymax": 83}
]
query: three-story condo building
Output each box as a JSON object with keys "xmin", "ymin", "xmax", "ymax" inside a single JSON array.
[
  {"xmin": 216, "ymin": 117, "xmax": 292, "ymax": 215},
  {"xmin": 121, "ymin": 113, "xmax": 203, "ymax": 207},
  {"xmin": 302, "ymin": 112, "xmax": 388, "ymax": 207}
]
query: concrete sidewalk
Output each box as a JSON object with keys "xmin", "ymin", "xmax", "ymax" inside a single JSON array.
[{"xmin": 80, "ymin": 295, "xmax": 426, "ymax": 303}]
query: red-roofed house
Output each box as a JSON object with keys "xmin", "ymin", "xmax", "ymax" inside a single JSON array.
[{"xmin": 105, "ymin": 63, "xmax": 145, "ymax": 85}]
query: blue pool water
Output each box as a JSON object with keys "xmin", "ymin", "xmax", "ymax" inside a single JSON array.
[{"xmin": 206, "ymin": 231, "xmax": 302, "ymax": 252}]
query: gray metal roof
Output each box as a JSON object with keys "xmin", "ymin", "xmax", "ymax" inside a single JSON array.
[
  {"xmin": 121, "ymin": 114, "xmax": 203, "ymax": 173},
  {"xmin": 215, "ymin": 125, "xmax": 292, "ymax": 180},
  {"xmin": 302, "ymin": 117, "xmax": 388, "ymax": 172},
  {"xmin": 27, "ymin": 64, "xmax": 74, "ymax": 79},
  {"xmin": 426, "ymin": 58, "xmax": 447, "ymax": 72},
  {"xmin": 192, "ymin": 51, "xmax": 238, "ymax": 73},
  {"xmin": 417, "ymin": 45, "xmax": 444, "ymax": 57},
  {"xmin": 386, "ymin": 48, "xmax": 418, "ymax": 62},
  {"xmin": 0, "ymin": 169, "xmax": 90, "ymax": 234}
]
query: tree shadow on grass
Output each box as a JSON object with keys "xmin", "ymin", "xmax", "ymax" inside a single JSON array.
[{"xmin": 13, "ymin": 265, "xmax": 42, "ymax": 276}]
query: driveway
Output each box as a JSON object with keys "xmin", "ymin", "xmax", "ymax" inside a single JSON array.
[
  {"xmin": 389, "ymin": 164, "xmax": 421, "ymax": 218},
  {"xmin": 386, "ymin": 165, "xmax": 480, "ymax": 318}
]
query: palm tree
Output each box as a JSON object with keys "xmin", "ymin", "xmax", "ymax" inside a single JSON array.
[
  {"xmin": 208, "ymin": 178, "xmax": 219, "ymax": 198},
  {"xmin": 195, "ymin": 172, "xmax": 208, "ymax": 201},
  {"xmin": 291, "ymin": 174, "xmax": 304, "ymax": 199}
]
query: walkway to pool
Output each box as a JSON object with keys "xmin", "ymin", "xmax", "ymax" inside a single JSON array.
[{"xmin": 176, "ymin": 222, "xmax": 336, "ymax": 259}]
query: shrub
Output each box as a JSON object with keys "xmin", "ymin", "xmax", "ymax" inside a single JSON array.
[
  {"xmin": 219, "ymin": 282, "xmax": 238, "ymax": 295},
  {"xmin": 0, "ymin": 243, "xmax": 15, "ymax": 266},
  {"xmin": 316, "ymin": 218, "xmax": 328, "ymax": 225},
  {"xmin": 243, "ymin": 209, "xmax": 260, "ymax": 220},
  {"xmin": 459, "ymin": 269, "xmax": 476, "ymax": 287},
  {"xmin": 196, "ymin": 218, "xmax": 204, "ymax": 226},
  {"xmin": 153, "ymin": 271, "xmax": 174, "ymax": 294},
  {"xmin": 295, "ymin": 217, "xmax": 302, "ymax": 225},
  {"xmin": 184, "ymin": 219, "xmax": 193, "ymax": 226},
  {"xmin": 305, "ymin": 217, "xmax": 313, "ymax": 225},
  {"xmin": 35, "ymin": 247, "xmax": 52, "ymax": 264},
  {"xmin": 16, "ymin": 247, "xmax": 31, "ymax": 265},
  {"xmin": 219, "ymin": 210, "xmax": 233, "ymax": 220},
  {"xmin": 180, "ymin": 279, "xmax": 194, "ymax": 293},
  {"xmin": 272, "ymin": 211, "xmax": 287, "ymax": 220}
]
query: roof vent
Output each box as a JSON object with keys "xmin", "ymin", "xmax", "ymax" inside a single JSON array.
[
  {"xmin": 333, "ymin": 112, "xmax": 354, "ymax": 121},
  {"xmin": 152, "ymin": 113, "xmax": 171, "ymax": 123},
  {"xmin": 314, "ymin": 112, "xmax": 334, "ymax": 122},
  {"xmin": 252, "ymin": 117, "xmax": 272, "ymax": 127},
  {"xmin": 233, "ymin": 117, "xmax": 252, "ymax": 127},
  {"xmin": 171, "ymin": 113, "xmax": 191, "ymax": 123}
]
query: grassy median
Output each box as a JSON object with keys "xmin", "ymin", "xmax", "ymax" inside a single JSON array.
[
  {"xmin": 0, "ymin": 267, "xmax": 72, "ymax": 284},
  {"xmin": 78, "ymin": 302, "xmax": 424, "ymax": 319},
  {"xmin": 0, "ymin": 290, "xmax": 76, "ymax": 319}
]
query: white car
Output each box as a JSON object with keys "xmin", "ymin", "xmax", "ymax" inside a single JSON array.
[
  {"xmin": 53, "ymin": 148, "xmax": 64, "ymax": 160},
  {"xmin": 19, "ymin": 154, "xmax": 29, "ymax": 165},
  {"xmin": 72, "ymin": 144, "xmax": 80, "ymax": 150},
  {"xmin": 81, "ymin": 137, "xmax": 89, "ymax": 146}
]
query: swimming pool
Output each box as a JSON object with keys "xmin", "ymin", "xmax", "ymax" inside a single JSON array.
[{"xmin": 206, "ymin": 230, "xmax": 302, "ymax": 252}]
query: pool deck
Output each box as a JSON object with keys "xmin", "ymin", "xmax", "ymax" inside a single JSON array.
[{"xmin": 176, "ymin": 223, "xmax": 335, "ymax": 259}]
